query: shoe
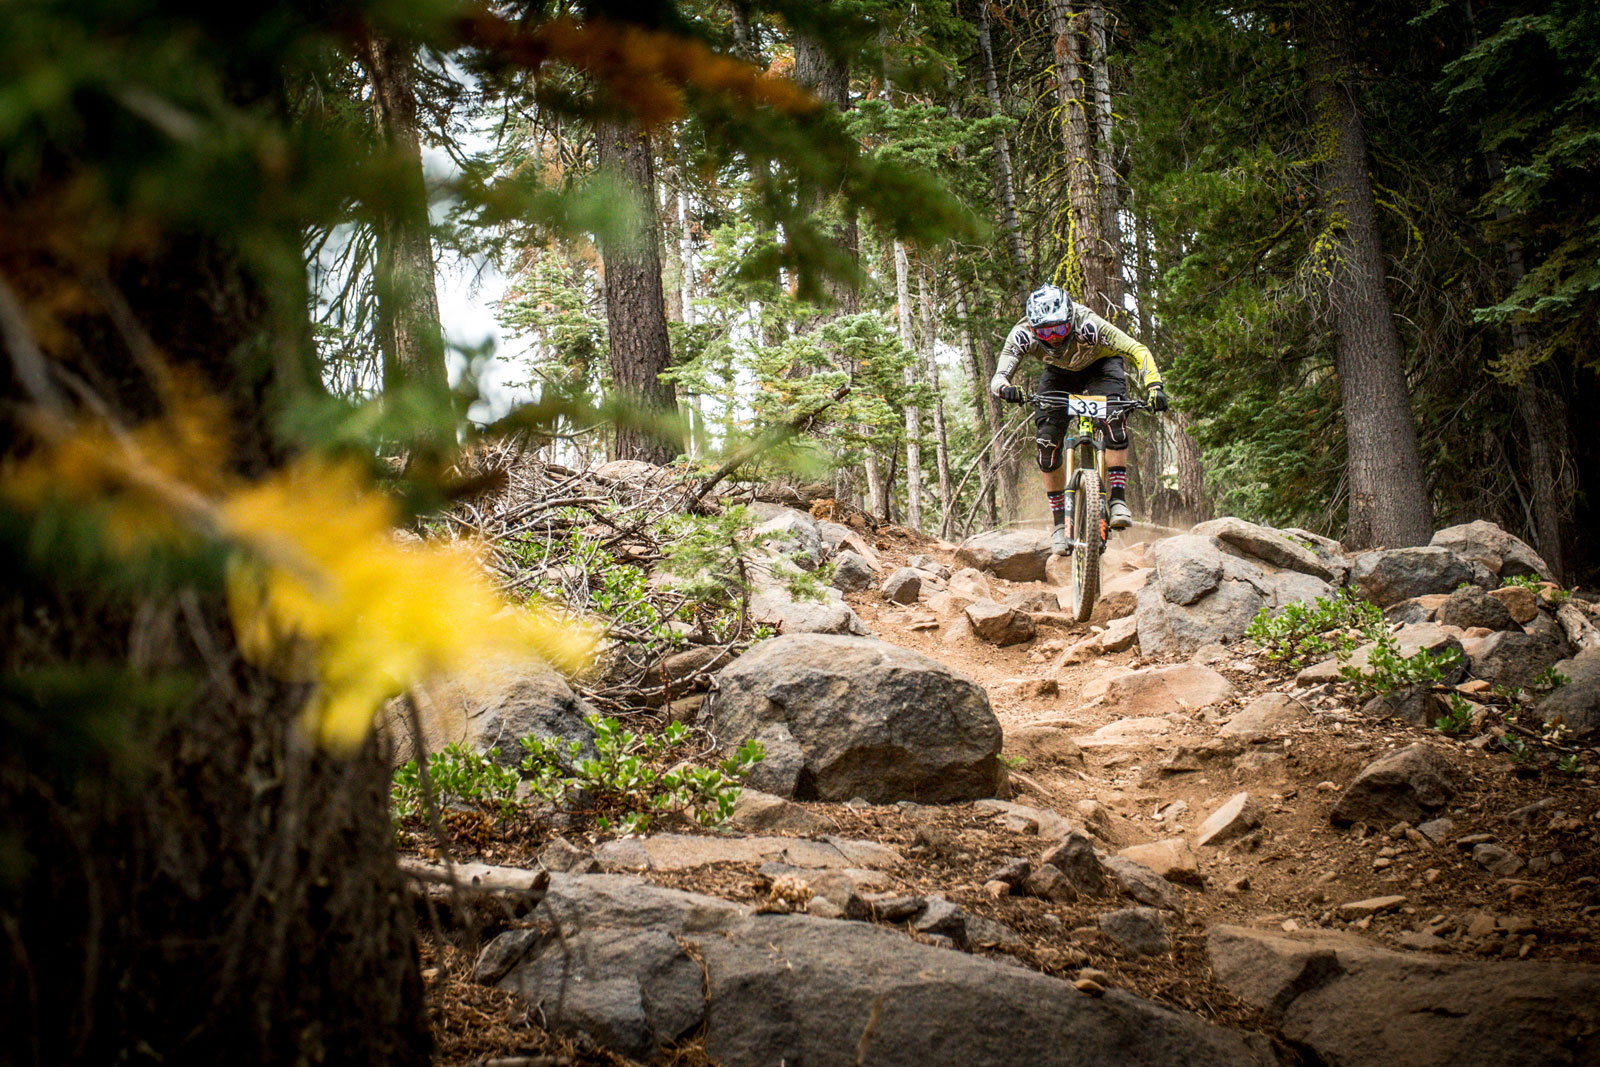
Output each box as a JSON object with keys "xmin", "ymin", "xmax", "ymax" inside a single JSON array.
[
  {"xmin": 1051, "ymin": 525, "xmax": 1073, "ymax": 556},
  {"xmin": 1108, "ymin": 499, "xmax": 1133, "ymax": 530}
]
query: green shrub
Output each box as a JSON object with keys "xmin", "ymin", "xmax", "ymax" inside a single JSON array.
[
  {"xmin": 1342, "ymin": 635, "xmax": 1463, "ymax": 697},
  {"xmin": 1433, "ymin": 693, "xmax": 1475, "ymax": 735},
  {"xmin": 1246, "ymin": 589, "xmax": 1382, "ymax": 667},
  {"xmin": 394, "ymin": 717, "xmax": 765, "ymax": 835}
]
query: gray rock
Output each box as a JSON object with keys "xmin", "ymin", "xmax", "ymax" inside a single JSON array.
[
  {"xmin": 1134, "ymin": 579, "xmax": 1269, "ymax": 657},
  {"xmin": 1040, "ymin": 831, "xmax": 1109, "ymax": 897},
  {"xmin": 1103, "ymin": 855, "xmax": 1183, "ymax": 912},
  {"xmin": 1350, "ymin": 547, "xmax": 1478, "ymax": 607},
  {"xmin": 1436, "ymin": 586, "xmax": 1515, "ymax": 631},
  {"xmin": 1359, "ymin": 687, "xmax": 1449, "ymax": 727},
  {"xmin": 907, "ymin": 553, "xmax": 951, "ymax": 580},
  {"xmin": 744, "ymin": 721, "xmax": 807, "ymax": 796},
  {"xmin": 1099, "ymin": 907, "xmax": 1171, "ymax": 956},
  {"xmin": 1023, "ymin": 863, "xmax": 1080, "ymax": 902},
  {"xmin": 539, "ymin": 837, "xmax": 600, "ymax": 873},
  {"xmin": 1464, "ymin": 628, "xmax": 1573, "ymax": 689},
  {"xmin": 965, "ymin": 599, "xmax": 1036, "ymax": 646},
  {"xmin": 1330, "ymin": 744, "xmax": 1459, "ymax": 827},
  {"xmin": 595, "ymin": 833, "xmax": 900, "ymax": 873},
  {"xmin": 1416, "ymin": 817, "xmax": 1454, "ymax": 843},
  {"xmin": 1272, "ymin": 570, "xmax": 1335, "ymax": 610},
  {"xmin": 1430, "ymin": 519, "xmax": 1552, "ymax": 581},
  {"xmin": 730, "ymin": 789, "xmax": 829, "ymax": 834},
  {"xmin": 1471, "ymin": 843, "xmax": 1525, "ymax": 876},
  {"xmin": 954, "ymin": 529, "xmax": 1054, "ymax": 583},
  {"xmin": 882, "ymin": 567, "xmax": 924, "ymax": 604},
  {"xmin": 1219, "ymin": 692, "xmax": 1306, "ymax": 740},
  {"xmin": 1196, "ymin": 792, "xmax": 1264, "ymax": 846},
  {"xmin": 1150, "ymin": 534, "xmax": 1226, "ymax": 605},
  {"xmin": 1208, "ymin": 924, "xmax": 1600, "ymax": 1067},
  {"xmin": 913, "ymin": 896, "xmax": 969, "ymax": 947},
  {"xmin": 382, "ymin": 657, "xmax": 597, "ymax": 768},
  {"xmin": 706, "ymin": 634, "xmax": 1006, "ymax": 802},
  {"xmin": 830, "ymin": 550, "xmax": 875, "ymax": 592},
  {"xmin": 1191, "ymin": 517, "xmax": 1343, "ymax": 582},
  {"xmin": 1537, "ymin": 647, "xmax": 1600, "ymax": 738},
  {"xmin": 753, "ymin": 507, "xmax": 825, "ymax": 569},
  {"xmin": 987, "ymin": 858, "xmax": 1033, "ymax": 888},
  {"xmin": 966, "ymin": 914, "xmax": 1026, "ymax": 949},
  {"xmin": 1556, "ymin": 599, "xmax": 1600, "ymax": 652},
  {"xmin": 1383, "ymin": 594, "xmax": 1450, "ymax": 625},
  {"xmin": 749, "ymin": 587, "xmax": 869, "ymax": 636},
  {"xmin": 1004, "ymin": 588, "xmax": 1064, "ymax": 613}
]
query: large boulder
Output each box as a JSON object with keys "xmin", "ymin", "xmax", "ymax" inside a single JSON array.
[
  {"xmin": 1436, "ymin": 586, "xmax": 1515, "ymax": 631},
  {"xmin": 1537, "ymin": 647, "xmax": 1600, "ymax": 738},
  {"xmin": 483, "ymin": 872, "xmax": 1275, "ymax": 1067},
  {"xmin": 1208, "ymin": 925, "xmax": 1600, "ymax": 1067},
  {"xmin": 1191, "ymin": 517, "xmax": 1344, "ymax": 583},
  {"xmin": 1149, "ymin": 534, "xmax": 1225, "ymax": 605},
  {"xmin": 965, "ymin": 599, "xmax": 1037, "ymax": 646},
  {"xmin": 954, "ymin": 529, "xmax": 1053, "ymax": 582},
  {"xmin": 1349, "ymin": 547, "xmax": 1479, "ymax": 607},
  {"xmin": 1462, "ymin": 626, "xmax": 1572, "ymax": 689},
  {"xmin": 1330, "ymin": 744, "xmax": 1459, "ymax": 827},
  {"xmin": 1430, "ymin": 519, "xmax": 1552, "ymax": 581},
  {"xmin": 1135, "ymin": 580, "xmax": 1267, "ymax": 657},
  {"xmin": 705, "ymin": 634, "xmax": 1006, "ymax": 802},
  {"xmin": 382, "ymin": 657, "xmax": 596, "ymax": 767}
]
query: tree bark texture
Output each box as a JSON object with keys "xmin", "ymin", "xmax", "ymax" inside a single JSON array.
[
  {"xmin": 977, "ymin": 2, "xmax": 1029, "ymax": 300},
  {"xmin": 1, "ymin": 221, "xmax": 429, "ymax": 1064},
  {"xmin": 1087, "ymin": 1, "xmax": 1124, "ymax": 313},
  {"xmin": 1308, "ymin": 23, "xmax": 1433, "ymax": 548},
  {"xmin": 596, "ymin": 117, "xmax": 678, "ymax": 465},
  {"xmin": 364, "ymin": 35, "xmax": 449, "ymax": 405},
  {"xmin": 893, "ymin": 240, "xmax": 923, "ymax": 529},
  {"xmin": 920, "ymin": 261, "xmax": 954, "ymax": 533},
  {"xmin": 1049, "ymin": 0, "xmax": 1114, "ymax": 314}
]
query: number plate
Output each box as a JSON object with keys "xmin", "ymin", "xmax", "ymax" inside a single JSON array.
[{"xmin": 1067, "ymin": 397, "xmax": 1107, "ymax": 419}]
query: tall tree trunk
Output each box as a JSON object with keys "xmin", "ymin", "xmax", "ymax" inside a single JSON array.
[
  {"xmin": 1460, "ymin": 2, "xmax": 1569, "ymax": 581},
  {"xmin": 2, "ymin": 231, "xmax": 428, "ymax": 1067},
  {"xmin": 793, "ymin": 36, "xmax": 859, "ymax": 316},
  {"xmin": 895, "ymin": 239, "xmax": 923, "ymax": 529},
  {"xmin": 920, "ymin": 261, "xmax": 953, "ymax": 533},
  {"xmin": 1087, "ymin": 0, "xmax": 1124, "ymax": 313},
  {"xmin": 1048, "ymin": 0, "xmax": 1112, "ymax": 312},
  {"xmin": 956, "ymin": 284, "xmax": 1000, "ymax": 525},
  {"xmin": 596, "ymin": 117, "xmax": 677, "ymax": 465},
  {"xmin": 1308, "ymin": 21, "xmax": 1432, "ymax": 548},
  {"xmin": 977, "ymin": 2, "xmax": 1028, "ymax": 299},
  {"xmin": 365, "ymin": 35, "xmax": 449, "ymax": 407}
]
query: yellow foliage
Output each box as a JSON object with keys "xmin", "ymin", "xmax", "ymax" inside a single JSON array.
[{"xmin": 3, "ymin": 408, "xmax": 597, "ymax": 754}]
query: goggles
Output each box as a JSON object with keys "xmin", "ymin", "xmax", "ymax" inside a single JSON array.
[{"xmin": 1031, "ymin": 320, "xmax": 1073, "ymax": 345}]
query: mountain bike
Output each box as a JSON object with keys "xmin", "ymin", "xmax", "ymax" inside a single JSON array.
[{"xmin": 1005, "ymin": 391, "xmax": 1151, "ymax": 623}]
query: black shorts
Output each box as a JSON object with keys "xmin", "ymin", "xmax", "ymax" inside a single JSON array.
[{"xmin": 1034, "ymin": 358, "xmax": 1126, "ymax": 441}]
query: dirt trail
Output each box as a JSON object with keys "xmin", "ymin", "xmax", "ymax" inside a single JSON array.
[{"xmin": 837, "ymin": 523, "xmax": 1599, "ymax": 972}]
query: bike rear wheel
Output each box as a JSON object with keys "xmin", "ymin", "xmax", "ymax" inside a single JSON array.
[{"xmin": 1066, "ymin": 470, "xmax": 1102, "ymax": 622}]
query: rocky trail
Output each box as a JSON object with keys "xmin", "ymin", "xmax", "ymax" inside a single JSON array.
[{"xmin": 400, "ymin": 480, "xmax": 1600, "ymax": 1067}]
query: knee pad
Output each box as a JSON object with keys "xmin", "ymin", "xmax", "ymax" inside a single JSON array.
[
  {"xmin": 1101, "ymin": 415, "xmax": 1130, "ymax": 450},
  {"xmin": 1036, "ymin": 437, "xmax": 1063, "ymax": 472}
]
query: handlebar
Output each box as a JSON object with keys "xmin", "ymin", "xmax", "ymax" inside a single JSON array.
[{"xmin": 1002, "ymin": 391, "xmax": 1152, "ymax": 418}]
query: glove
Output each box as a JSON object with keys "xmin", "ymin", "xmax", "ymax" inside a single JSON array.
[
  {"xmin": 988, "ymin": 373, "xmax": 1011, "ymax": 398},
  {"xmin": 999, "ymin": 385, "xmax": 1029, "ymax": 405},
  {"xmin": 1149, "ymin": 384, "xmax": 1169, "ymax": 412}
]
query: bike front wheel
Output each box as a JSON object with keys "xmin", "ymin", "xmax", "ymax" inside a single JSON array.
[{"xmin": 1066, "ymin": 470, "xmax": 1102, "ymax": 623}]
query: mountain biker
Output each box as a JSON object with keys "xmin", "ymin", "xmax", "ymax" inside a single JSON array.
[{"xmin": 989, "ymin": 284, "xmax": 1167, "ymax": 556}]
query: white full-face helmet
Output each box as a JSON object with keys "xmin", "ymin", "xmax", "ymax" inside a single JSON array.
[{"xmin": 1025, "ymin": 284, "xmax": 1075, "ymax": 345}]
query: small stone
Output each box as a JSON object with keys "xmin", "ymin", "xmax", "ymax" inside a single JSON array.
[
  {"xmin": 868, "ymin": 895, "xmax": 926, "ymax": 922},
  {"xmin": 1372, "ymin": 858, "xmax": 1392, "ymax": 870},
  {"xmin": 1337, "ymin": 894, "xmax": 1407, "ymax": 920},
  {"xmin": 881, "ymin": 567, "xmax": 924, "ymax": 604},
  {"xmin": 1022, "ymin": 863, "xmax": 1080, "ymax": 903},
  {"xmin": 808, "ymin": 896, "xmax": 845, "ymax": 920},
  {"xmin": 1039, "ymin": 832, "xmax": 1108, "ymax": 896},
  {"xmin": 1473, "ymin": 843, "xmax": 1525, "ymax": 876},
  {"xmin": 538, "ymin": 836, "xmax": 599, "ymax": 873},
  {"xmin": 913, "ymin": 897, "xmax": 969, "ymax": 947},
  {"xmin": 1073, "ymin": 979, "xmax": 1106, "ymax": 996},
  {"xmin": 987, "ymin": 857, "xmax": 1033, "ymax": 888},
  {"xmin": 1196, "ymin": 792, "xmax": 1264, "ymax": 846},
  {"xmin": 983, "ymin": 880, "xmax": 1011, "ymax": 898},
  {"xmin": 1224, "ymin": 875, "xmax": 1251, "ymax": 894},
  {"xmin": 1417, "ymin": 817, "xmax": 1454, "ymax": 843},
  {"xmin": 1466, "ymin": 911, "xmax": 1499, "ymax": 938},
  {"xmin": 1098, "ymin": 906, "xmax": 1171, "ymax": 956},
  {"xmin": 1076, "ymin": 967, "xmax": 1111, "ymax": 985}
]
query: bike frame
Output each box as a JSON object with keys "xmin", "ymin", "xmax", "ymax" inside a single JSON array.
[{"xmin": 1032, "ymin": 392, "xmax": 1145, "ymax": 551}]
